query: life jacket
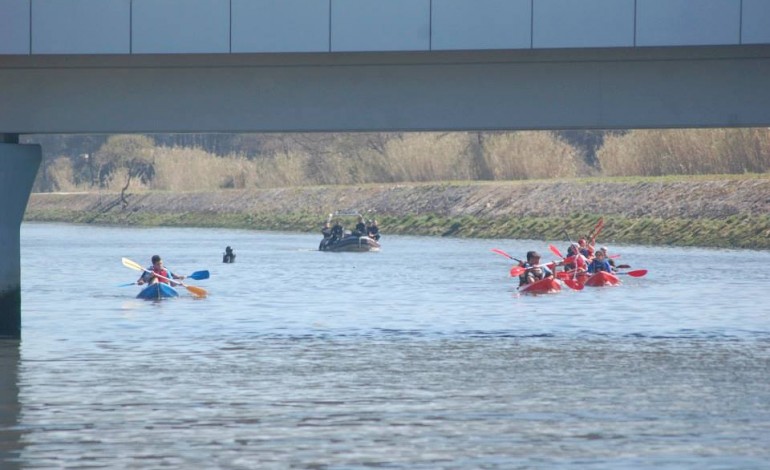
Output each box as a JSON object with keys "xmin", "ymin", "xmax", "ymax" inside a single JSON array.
[
  {"xmin": 519, "ymin": 262, "xmax": 545, "ymax": 286},
  {"xmin": 152, "ymin": 267, "xmax": 171, "ymax": 284}
]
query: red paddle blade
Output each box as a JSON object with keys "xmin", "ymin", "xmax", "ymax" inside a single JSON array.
[
  {"xmin": 491, "ymin": 248, "xmax": 513, "ymax": 260},
  {"xmin": 510, "ymin": 266, "xmax": 525, "ymax": 277},
  {"xmin": 626, "ymin": 269, "xmax": 648, "ymax": 277},
  {"xmin": 548, "ymin": 244, "xmax": 564, "ymax": 259},
  {"xmin": 563, "ymin": 278, "xmax": 584, "ymax": 291}
]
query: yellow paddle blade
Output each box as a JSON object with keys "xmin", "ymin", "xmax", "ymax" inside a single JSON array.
[
  {"xmin": 122, "ymin": 257, "xmax": 144, "ymax": 272},
  {"xmin": 184, "ymin": 284, "xmax": 207, "ymax": 298}
]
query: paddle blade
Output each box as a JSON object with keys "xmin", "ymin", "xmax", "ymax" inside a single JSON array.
[
  {"xmin": 492, "ymin": 248, "xmax": 513, "ymax": 260},
  {"xmin": 188, "ymin": 270, "xmax": 210, "ymax": 280},
  {"xmin": 563, "ymin": 278, "xmax": 584, "ymax": 291},
  {"xmin": 184, "ymin": 284, "xmax": 208, "ymax": 298},
  {"xmin": 626, "ymin": 269, "xmax": 648, "ymax": 277},
  {"xmin": 509, "ymin": 266, "xmax": 525, "ymax": 277},
  {"xmin": 122, "ymin": 257, "xmax": 144, "ymax": 272},
  {"xmin": 548, "ymin": 244, "xmax": 564, "ymax": 259}
]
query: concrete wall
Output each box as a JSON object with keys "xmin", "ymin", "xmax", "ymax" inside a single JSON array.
[{"xmin": 2, "ymin": 0, "xmax": 768, "ymax": 55}]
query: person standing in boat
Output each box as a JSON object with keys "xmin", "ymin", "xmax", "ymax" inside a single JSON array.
[
  {"xmin": 518, "ymin": 251, "xmax": 553, "ymax": 287},
  {"xmin": 367, "ymin": 219, "xmax": 381, "ymax": 241},
  {"xmin": 587, "ymin": 250, "xmax": 613, "ymax": 274},
  {"xmin": 137, "ymin": 255, "xmax": 185, "ymax": 286}
]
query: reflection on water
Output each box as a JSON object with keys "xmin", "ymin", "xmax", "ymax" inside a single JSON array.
[{"xmin": 1, "ymin": 223, "xmax": 768, "ymax": 468}]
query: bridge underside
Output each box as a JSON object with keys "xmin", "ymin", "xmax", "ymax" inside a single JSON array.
[{"xmin": 2, "ymin": 45, "xmax": 770, "ymax": 134}]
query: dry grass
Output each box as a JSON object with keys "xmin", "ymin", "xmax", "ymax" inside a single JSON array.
[
  {"xmin": 597, "ymin": 128, "xmax": 770, "ymax": 176},
  {"xmin": 40, "ymin": 129, "xmax": 769, "ymax": 192}
]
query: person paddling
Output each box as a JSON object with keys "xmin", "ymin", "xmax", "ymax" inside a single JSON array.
[
  {"xmin": 518, "ymin": 251, "xmax": 554, "ymax": 287},
  {"xmin": 137, "ymin": 255, "xmax": 185, "ymax": 286},
  {"xmin": 587, "ymin": 250, "xmax": 613, "ymax": 274}
]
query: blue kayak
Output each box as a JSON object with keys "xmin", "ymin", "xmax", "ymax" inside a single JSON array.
[{"xmin": 136, "ymin": 283, "xmax": 179, "ymax": 300}]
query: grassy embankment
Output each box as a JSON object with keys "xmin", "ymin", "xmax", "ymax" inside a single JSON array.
[{"xmin": 25, "ymin": 174, "xmax": 770, "ymax": 250}]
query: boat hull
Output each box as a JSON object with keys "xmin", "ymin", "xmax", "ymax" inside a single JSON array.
[
  {"xmin": 584, "ymin": 271, "xmax": 621, "ymax": 287},
  {"xmin": 519, "ymin": 277, "xmax": 561, "ymax": 294},
  {"xmin": 137, "ymin": 283, "xmax": 179, "ymax": 300},
  {"xmin": 319, "ymin": 235, "xmax": 380, "ymax": 252}
]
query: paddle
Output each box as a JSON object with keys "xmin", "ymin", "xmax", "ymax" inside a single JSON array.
[
  {"xmin": 616, "ymin": 269, "xmax": 648, "ymax": 277},
  {"xmin": 121, "ymin": 257, "xmax": 208, "ymax": 298},
  {"xmin": 546, "ymin": 244, "xmax": 585, "ymax": 291},
  {"xmin": 117, "ymin": 269, "xmax": 210, "ymax": 287},
  {"xmin": 588, "ymin": 217, "xmax": 604, "ymax": 245},
  {"xmin": 491, "ymin": 248, "xmax": 522, "ymax": 263}
]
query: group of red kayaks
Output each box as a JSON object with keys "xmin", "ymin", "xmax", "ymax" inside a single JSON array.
[{"xmin": 492, "ymin": 219, "xmax": 648, "ymax": 295}]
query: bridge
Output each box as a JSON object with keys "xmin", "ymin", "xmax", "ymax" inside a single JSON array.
[{"xmin": 2, "ymin": 0, "xmax": 770, "ymax": 336}]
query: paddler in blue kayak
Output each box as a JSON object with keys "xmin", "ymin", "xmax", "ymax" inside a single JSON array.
[
  {"xmin": 518, "ymin": 251, "xmax": 554, "ymax": 287},
  {"xmin": 137, "ymin": 255, "xmax": 186, "ymax": 286}
]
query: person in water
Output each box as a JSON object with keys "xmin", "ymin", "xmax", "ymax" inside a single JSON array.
[
  {"xmin": 587, "ymin": 249, "xmax": 613, "ymax": 274},
  {"xmin": 223, "ymin": 246, "xmax": 236, "ymax": 263},
  {"xmin": 367, "ymin": 219, "xmax": 380, "ymax": 241},
  {"xmin": 518, "ymin": 251, "xmax": 553, "ymax": 287},
  {"xmin": 137, "ymin": 255, "xmax": 185, "ymax": 286}
]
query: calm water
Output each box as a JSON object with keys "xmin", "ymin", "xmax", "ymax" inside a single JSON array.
[{"xmin": 2, "ymin": 222, "xmax": 769, "ymax": 468}]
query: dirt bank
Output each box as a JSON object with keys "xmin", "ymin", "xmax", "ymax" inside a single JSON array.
[{"xmin": 24, "ymin": 176, "xmax": 770, "ymax": 249}]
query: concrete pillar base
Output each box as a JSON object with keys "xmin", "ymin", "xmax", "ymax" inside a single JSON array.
[{"xmin": 0, "ymin": 142, "xmax": 42, "ymax": 339}]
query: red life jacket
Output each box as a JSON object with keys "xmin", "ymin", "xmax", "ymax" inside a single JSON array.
[{"xmin": 152, "ymin": 267, "xmax": 171, "ymax": 284}]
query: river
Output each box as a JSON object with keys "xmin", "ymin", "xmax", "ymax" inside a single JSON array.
[{"xmin": 2, "ymin": 222, "xmax": 768, "ymax": 468}]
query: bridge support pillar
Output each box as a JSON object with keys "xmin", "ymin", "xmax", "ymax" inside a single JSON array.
[{"xmin": 0, "ymin": 138, "xmax": 41, "ymax": 339}]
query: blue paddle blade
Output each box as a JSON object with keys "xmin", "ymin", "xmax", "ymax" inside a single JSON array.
[{"xmin": 188, "ymin": 270, "xmax": 210, "ymax": 280}]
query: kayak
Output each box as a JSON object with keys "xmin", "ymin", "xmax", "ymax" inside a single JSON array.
[
  {"xmin": 137, "ymin": 283, "xmax": 179, "ymax": 300},
  {"xmin": 557, "ymin": 271, "xmax": 589, "ymax": 285},
  {"xmin": 519, "ymin": 277, "xmax": 561, "ymax": 294},
  {"xmin": 584, "ymin": 271, "xmax": 621, "ymax": 287}
]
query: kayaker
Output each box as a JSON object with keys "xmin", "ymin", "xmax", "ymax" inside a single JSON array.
[
  {"xmin": 137, "ymin": 255, "xmax": 185, "ymax": 286},
  {"xmin": 563, "ymin": 243, "xmax": 588, "ymax": 273},
  {"xmin": 598, "ymin": 246, "xmax": 616, "ymax": 270},
  {"xmin": 367, "ymin": 219, "xmax": 381, "ymax": 241},
  {"xmin": 587, "ymin": 250, "xmax": 613, "ymax": 274},
  {"xmin": 518, "ymin": 251, "xmax": 554, "ymax": 287},
  {"xmin": 578, "ymin": 238, "xmax": 594, "ymax": 258}
]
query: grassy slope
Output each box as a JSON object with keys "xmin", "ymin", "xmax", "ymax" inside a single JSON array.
[{"xmin": 24, "ymin": 174, "xmax": 770, "ymax": 249}]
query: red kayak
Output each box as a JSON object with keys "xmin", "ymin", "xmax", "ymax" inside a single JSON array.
[
  {"xmin": 584, "ymin": 271, "xmax": 621, "ymax": 287},
  {"xmin": 557, "ymin": 271, "xmax": 589, "ymax": 285},
  {"xmin": 519, "ymin": 277, "xmax": 561, "ymax": 294}
]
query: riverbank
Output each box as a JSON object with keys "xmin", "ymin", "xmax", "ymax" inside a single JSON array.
[{"xmin": 24, "ymin": 175, "xmax": 770, "ymax": 249}]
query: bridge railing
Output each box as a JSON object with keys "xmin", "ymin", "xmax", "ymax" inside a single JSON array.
[{"xmin": 2, "ymin": 0, "xmax": 769, "ymax": 55}]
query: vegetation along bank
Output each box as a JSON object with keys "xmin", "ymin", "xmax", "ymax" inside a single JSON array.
[{"xmin": 24, "ymin": 175, "xmax": 770, "ymax": 250}]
